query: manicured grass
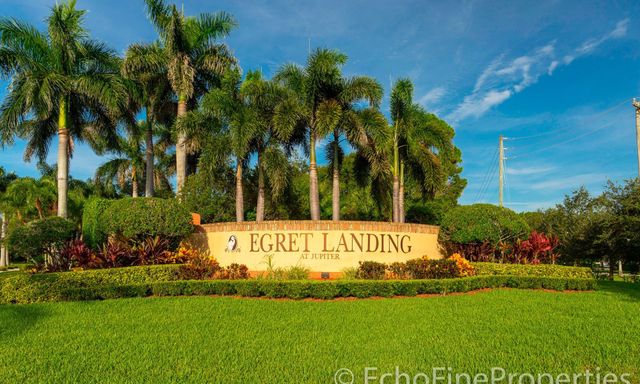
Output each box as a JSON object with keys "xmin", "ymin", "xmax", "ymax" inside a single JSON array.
[{"xmin": 0, "ymin": 282, "xmax": 638, "ymax": 383}]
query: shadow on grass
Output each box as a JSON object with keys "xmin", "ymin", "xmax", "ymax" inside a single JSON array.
[
  {"xmin": 596, "ymin": 280, "xmax": 640, "ymax": 302},
  {"xmin": 0, "ymin": 305, "xmax": 50, "ymax": 339}
]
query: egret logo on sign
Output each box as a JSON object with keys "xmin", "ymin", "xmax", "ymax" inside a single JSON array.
[{"xmin": 225, "ymin": 235, "xmax": 240, "ymax": 253}]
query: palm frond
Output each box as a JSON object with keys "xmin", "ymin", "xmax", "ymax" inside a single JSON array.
[{"xmin": 192, "ymin": 11, "xmax": 237, "ymax": 49}]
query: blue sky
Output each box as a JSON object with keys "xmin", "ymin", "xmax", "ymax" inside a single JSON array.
[{"xmin": 1, "ymin": 0, "xmax": 639, "ymax": 211}]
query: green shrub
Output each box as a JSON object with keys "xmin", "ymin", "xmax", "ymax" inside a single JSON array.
[
  {"xmin": 472, "ymin": 262, "xmax": 593, "ymax": 279},
  {"xmin": 357, "ymin": 261, "xmax": 387, "ymax": 279},
  {"xmin": 404, "ymin": 258, "xmax": 460, "ymax": 279},
  {"xmin": 0, "ymin": 265, "xmax": 181, "ymax": 304},
  {"xmin": 440, "ymin": 204, "xmax": 530, "ymax": 246},
  {"xmin": 218, "ymin": 263, "xmax": 250, "ymax": 280},
  {"xmin": 101, "ymin": 198, "xmax": 194, "ymax": 246},
  {"xmin": 283, "ymin": 265, "xmax": 310, "ymax": 280},
  {"xmin": 405, "ymin": 200, "xmax": 449, "ymax": 225},
  {"xmin": 82, "ymin": 198, "xmax": 112, "ymax": 249},
  {"xmin": 0, "ymin": 275, "xmax": 596, "ymax": 304},
  {"xmin": 6, "ymin": 217, "xmax": 77, "ymax": 265},
  {"xmin": 340, "ymin": 267, "xmax": 359, "ymax": 280}
]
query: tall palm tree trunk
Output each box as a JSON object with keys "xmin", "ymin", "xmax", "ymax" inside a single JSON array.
[
  {"xmin": 256, "ymin": 151, "xmax": 265, "ymax": 222},
  {"xmin": 0, "ymin": 213, "xmax": 7, "ymax": 267},
  {"xmin": 145, "ymin": 107, "xmax": 154, "ymax": 197},
  {"xmin": 175, "ymin": 96, "xmax": 188, "ymax": 195},
  {"xmin": 309, "ymin": 132, "xmax": 320, "ymax": 220},
  {"xmin": 399, "ymin": 161, "xmax": 405, "ymax": 223},
  {"xmin": 132, "ymin": 165, "xmax": 139, "ymax": 197},
  {"xmin": 332, "ymin": 131, "xmax": 340, "ymax": 222},
  {"xmin": 57, "ymin": 97, "xmax": 69, "ymax": 218},
  {"xmin": 235, "ymin": 160, "xmax": 244, "ymax": 222},
  {"xmin": 392, "ymin": 132, "xmax": 400, "ymax": 223}
]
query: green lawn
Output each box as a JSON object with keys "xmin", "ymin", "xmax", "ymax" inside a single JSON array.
[{"xmin": 0, "ymin": 282, "xmax": 638, "ymax": 383}]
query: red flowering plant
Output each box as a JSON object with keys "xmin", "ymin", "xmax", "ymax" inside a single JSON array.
[{"xmin": 509, "ymin": 231, "xmax": 560, "ymax": 264}]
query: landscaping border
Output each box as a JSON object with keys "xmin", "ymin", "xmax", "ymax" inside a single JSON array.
[{"xmin": 1, "ymin": 275, "xmax": 596, "ymax": 304}]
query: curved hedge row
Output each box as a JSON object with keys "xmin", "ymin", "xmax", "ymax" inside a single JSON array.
[
  {"xmin": 440, "ymin": 204, "xmax": 530, "ymax": 245},
  {"xmin": 472, "ymin": 262, "xmax": 593, "ymax": 279},
  {"xmin": 81, "ymin": 198, "xmax": 194, "ymax": 249},
  {"xmin": 0, "ymin": 273, "xmax": 596, "ymax": 304}
]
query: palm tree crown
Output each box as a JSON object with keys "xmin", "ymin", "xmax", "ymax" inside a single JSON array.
[
  {"xmin": 0, "ymin": 0, "xmax": 127, "ymax": 217},
  {"xmin": 128, "ymin": 0, "xmax": 237, "ymax": 194}
]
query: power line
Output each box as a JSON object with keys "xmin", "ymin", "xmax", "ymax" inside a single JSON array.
[
  {"xmin": 473, "ymin": 147, "xmax": 499, "ymax": 203},
  {"xmin": 473, "ymin": 148, "xmax": 497, "ymax": 201},
  {"xmin": 510, "ymin": 118, "xmax": 618, "ymax": 160}
]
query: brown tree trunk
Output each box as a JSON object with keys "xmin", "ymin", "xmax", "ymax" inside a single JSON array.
[
  {"xmin": 235, "ymin": 160, "xmax": 244, "ymax": 222},
  {"xmin": 399, "ymin": 161, "xmax": 405, "ymax": 223},
  {"xmin": 0, "ymin": 213, "xmax": 7, "ymax": 267},
  {"xmin": 309, "ymin": 132, "xmax": 320, "ymax": 220},
  {"xmin": 332, "ymin": 131, "xmax": 340, "ymax": 221},
  {"xmin": 132, "ymin": 165, "xmax": 138, "ymax": 197},
  {"xmin": 145, "ymin": 107, "xmax": 154, "ymax": 197},
  {"xmin": 256, "ymin": 151, "xmax": 265, "ymax": 222},
  {"xmin": 391, "ymin": 128, "xmax": 399, "ymax": 223},
  {"xmin": 332, "ymin": 166, "xmax": 340, "ymax": 221},
  {"xmin": 35, "ymin": 199, "xmax": 44, "ymax": 220},
  {"xmin": 175, "ymin": 97, "xmax": 188, "ymax": 195},
  {"xmin": 57, "ymin": 97, "xmax": 69, "ymax": 218},
  {"xmin": 392, "ymin": 176, "xmax": 399, "ymax": 223}
]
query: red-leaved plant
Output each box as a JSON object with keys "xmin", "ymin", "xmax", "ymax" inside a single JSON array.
[{"xmin": 509, "ymin": 231, "xmax": 559, "ymax": 264}]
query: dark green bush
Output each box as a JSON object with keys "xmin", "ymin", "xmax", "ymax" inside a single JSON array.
[
  {"xmin": 356, "ymin": 261, "xmax": 387, "ymax": 279},
  {"xmin": 440, "ymin": 204, "xmax": 530, "ymax": 246},
  {"xmin": 6, "ymin": 217, "xmax": 77, "ymax": 265},
  {"xmin": 405, "ymin": 200, "xmax": 449, "ymax": 225},
  {"xmin": 405, "ymin": 258, "xmax": 460, "ymax": 279},
  {"xmin": 101, "ymin": 198, "xmax": 194, "ymax": 246},
  {"xmin": 0, "ymin": 275, "xmax": 596, "ymax": 304},
  {"xmin": 472, "ymin": 262, "xmax": 593, "ymax": 279},
  {"xmin": 82, "ymin": 198, "xmax": 112, "ymax": 249}
]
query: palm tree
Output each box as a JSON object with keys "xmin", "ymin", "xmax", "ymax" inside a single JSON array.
[
  {"xmin": 122, "ymin": 42, "xmax": 174, "ymax": 197},
  {"xmin": 389, "ymin": 79, "xmax": 455, "ymax": 222},
  {"xmin": 325, "ymin": 77, "xmax": 383, "ymax": 221},
  {"xmin": 274, "ymin": 48, "xmax": 351, "ymax": 220},
  {"xmin": 1, "ymin": 177, "xmax": 56, "ymax": 221},
  {"xmin": 95, "ymin": 122, "xmax": 173, "ymax": 197},
  {"xmin": 134, "ymin": 0, "xmax": 237, "ymax": 195},
  {"xmin": 0, "ymin": 0, "xmax": 126, "ymax": 218},
  {"xmin": 199, "ymin": 69, "xmax": 256, "ymax": 222},
  {"xmin": 241, "ymin": 70, "xmax": 296, "ymax": 222}
]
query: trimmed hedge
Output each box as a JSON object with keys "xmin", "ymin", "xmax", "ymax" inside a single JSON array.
[
  {"xmin": 440, "ymin": 204, "xmax": 529, "ymax": 245},
  {"xmin": 82, "ymin": 198, "xmax": 112, "ymax": 249},
  {"xmin": 81, "ymin": 197, "xmax": 194, "ymax": 249},
  {"xmin": 0, "ymin": 274, "xmax": 596, "ymax": 304},
  {"xmin": 0, "ymin": 265, "xmax": 181, "ymax": 304},
  {"xmin": 472, "ymin": 262, "xmax": 593, "ymax": 279},
  {"xmin": 6, "ymin": 216, "xmax": 77, "ymax": 263}
]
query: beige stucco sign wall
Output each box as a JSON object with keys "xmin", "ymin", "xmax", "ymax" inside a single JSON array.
[{"xmin": 191, "ymin": 221, "xmax": 443, "ymax": 273}]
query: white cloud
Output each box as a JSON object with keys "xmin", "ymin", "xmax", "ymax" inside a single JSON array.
[
  {"xmin": 564, "ymin": 18, "xmax": 628, "ymax": 65},
  {"xmin": 449, "ymin": 89, "xmax": 513, "ymax": 121},
  {"xmin": 418, "ymin": 86, "xmax": 447, "ymax": 107},
  {"xmin": 449, "ymin": 19, "xmax": 628, "ymax": 122}
]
